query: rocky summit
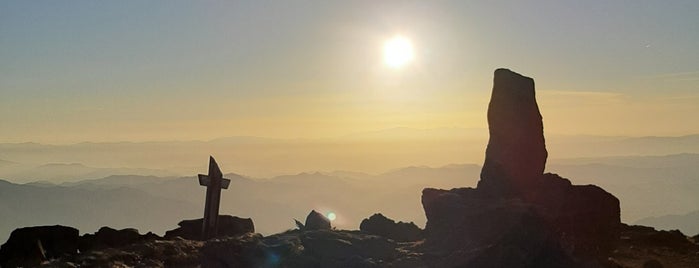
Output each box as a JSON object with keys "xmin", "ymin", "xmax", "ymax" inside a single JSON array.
[
  {"xmin": 1, "ymin": 69, "xmax": 698, "ymax": 268},
  {"xmin": 422, "ymin": 69, "xmax": 621, "ymax": 267}
]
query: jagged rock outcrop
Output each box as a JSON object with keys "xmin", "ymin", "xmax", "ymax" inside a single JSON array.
[
  {"xmin": 304, "ymin": 210, "xmax": 331, "ymax": 231},
  {"xmin": 0, "ymin": 225, "xmax": 79, "ymax": 268},
  {"xmin": 164, "ymin": 215, "xmax": 254, "ymax": 240},
  {"xmin": 79, "ymin": 226, "xmax": 160, "ymax": 251},
  {"xmin": 422, "ymin": 69, "xmax": 621, "ymax": 267},
  {"xmin": 479, "ymin": 68, "xmax": 548, "ymax": 196},
  {"xmin": 359, "ymin": 213, "xmax": 423, "ymax": 242},
  {"xmin": 621, "ymin": 225, "xmax": 697, "ymax": 253},
  {"xmin": 16, "ymin": 222, "xmax": 699, "ymax": 267}
]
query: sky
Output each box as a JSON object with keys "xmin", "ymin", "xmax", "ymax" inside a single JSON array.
[{"xmin": 1, "ymin": 0, "xmax": 698, "ymax": 144}]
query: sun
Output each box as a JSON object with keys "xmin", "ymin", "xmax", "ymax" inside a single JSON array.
[{"xmin": 383, "ymin": 35, "xmax": 414, "ymax": 68}]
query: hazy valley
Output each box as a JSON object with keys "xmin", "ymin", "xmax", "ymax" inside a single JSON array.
[{"xmin": 2, "ymin": 134, "xmax": 698, "ymax": 242}]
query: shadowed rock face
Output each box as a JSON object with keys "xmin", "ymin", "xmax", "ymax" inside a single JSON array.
[{"xmin": 479, "ymin": 68, "xmax": 548, "ymax": 196}]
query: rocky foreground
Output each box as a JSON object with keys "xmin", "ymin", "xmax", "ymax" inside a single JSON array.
[
  {"xmin": 2, "ymin": 69, "xmax": 699, "ymax": 268},
  {"xmin": 1, "ymin": 217, "xmax": 697, "ymax": 268}
]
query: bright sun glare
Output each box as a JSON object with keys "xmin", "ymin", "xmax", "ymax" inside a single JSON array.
[
  {"xmin": 383, "ymin": 35, "xmax": 414, "ymax": 68},
  {"xmin": 327, "ymin": 212, "xmax": 337, "ymax": 221}
]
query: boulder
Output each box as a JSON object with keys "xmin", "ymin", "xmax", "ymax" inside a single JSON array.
[
  {"xmin": 523, "ymin": 173, "xmax": 621, "ymax": 258},
  {"xmin": 479, "ymin": 68, "xmax": 547, "ymax": 196},
  {"xmin": 422, "ymin": 188, "xmax": 576, "ymax": 267},
  {"xmin": 359, "ymin": 213, "xmax": 423, "ymax": 242},
  {"xmin": 79, "ymin": 226, "xmax": 160, "ymax": 251},
  {"xmin": 165, "ymin": 215, "xmax": 254, "ymax": 240},
  {"xmin": 304, "ymin": 210, "xmax": 331, "ymax": 231},
  {"xmin": 0, "ymin": 225, "xmax": 79, "ymax": 268}
]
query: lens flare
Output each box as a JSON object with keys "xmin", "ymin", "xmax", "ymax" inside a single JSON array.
[{"xmin": 327, "ymin": 212, "xmax": 337, "ymax": 221}]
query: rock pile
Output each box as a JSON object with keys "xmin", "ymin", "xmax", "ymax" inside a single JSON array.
[{"xmin": 0, "ymin": 215, "xmax": 253, "ymax": 267}]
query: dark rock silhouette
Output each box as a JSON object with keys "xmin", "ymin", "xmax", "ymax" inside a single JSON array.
[
  {"xmin": 422, "ymin": 69, "xmax": 621, "ymax": 267},
  {"xmin": 479, "ymin": 68, "xmax": 547, "ymax": 196},
  {"xmin": 422, "ymin": 188, "xmax": 577, "ymax": 267},
  {"xmin": 303, "ymin": 210, "xmax": 331, "ymax": 230},
  {"xmin": 0, "ymin": 225, "xmax": 79, "ymax": 268},
  {"xmin": 12, "ymin": 222, "xmax": 697, "ymax": 267},
  {"xmin": 79, "ymin": 226, "xmax": 159, "ymax": 251},
  {"xmin": 164, "ymin": 215, "xmax": 254, "ymax": 241},
  {"xmin": 359, "ymin": 213, "xmax": 423, "ymax": 242},
  {"xmin": 200, "ymin": 230, "xmax": 414, "ymax": 268},
  {"xmin": 621, "ymin": 224, "xmax": 696, "ymax": 253}
]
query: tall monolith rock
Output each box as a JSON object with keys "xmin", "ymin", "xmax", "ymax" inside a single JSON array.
[
  {"xmin": 479, "ymin": 68, "xmax": 548, "ymax": 196},
  {"xmin": 422, "ymin": 68, "xmax": 621, "ymax": 267}
]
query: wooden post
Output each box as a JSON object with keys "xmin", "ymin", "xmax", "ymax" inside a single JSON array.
[{"xmin": 198, "ymin": 156, "xmax": 231, "ymax": 240}]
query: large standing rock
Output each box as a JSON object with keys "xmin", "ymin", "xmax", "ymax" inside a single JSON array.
[
  {"xmin": 479, "ymin": 68, "xmax": 548, "ymax": 196},
  {"xmin": 421, "ymin": 69, "xmax": 621, "ymax": 267},
  {"xmin": 0, "ymin": 225, "xmax": 79, "ymax": 268},
  {"xmin": 165, "ymin": 215, "xmax": 254, "ymax": 240}
]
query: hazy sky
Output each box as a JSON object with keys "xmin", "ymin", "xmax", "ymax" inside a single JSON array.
[{"xmin": 2, "ymin": 0, "xmax": 698, "ymax": 143}]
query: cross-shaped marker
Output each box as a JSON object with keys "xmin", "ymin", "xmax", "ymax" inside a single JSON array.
[{"xmin": 198, "ymin": 156, "xmax": 231, "ymax": 240}]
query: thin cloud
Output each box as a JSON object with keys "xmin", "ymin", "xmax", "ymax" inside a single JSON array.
[
  {"xmin": 644, "ymin": 70, "xmax": 699, "ymax": 80},
  {"xmin": 539, "ymin": 90, "xmax": 623, "ymax": 98}
]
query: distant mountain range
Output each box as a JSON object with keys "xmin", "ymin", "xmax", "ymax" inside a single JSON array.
[
  {"xmin": 636, "ymin": 210, "xmax": 699, "ymax": 236},
  {"xmin": 0, "ymin": 162, "xmax": 177, "ymax": 183},
  {"xmin": 1, "ymin": 131, "xmax": 698, "ymax": 180},
  {"xmin": 1, "ymin": 153, "xmax": 698, "ymax": 242}
]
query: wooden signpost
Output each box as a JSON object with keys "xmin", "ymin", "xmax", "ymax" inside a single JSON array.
[{"xmin": 198, "ymin": 156, "xmax": 231, "ymax": 240}]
